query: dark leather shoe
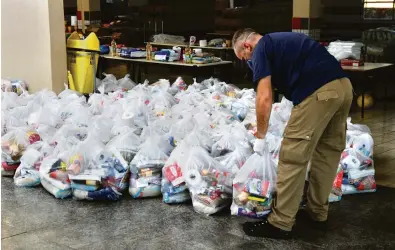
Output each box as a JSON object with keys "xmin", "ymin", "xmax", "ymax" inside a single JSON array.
[
  {"xmin": 296, "ymin": 209, "xmax": 328, "ymax": 232},
  {"xmin": 242, "ymin": 219, "xmax": 291, "ymax": 239}
]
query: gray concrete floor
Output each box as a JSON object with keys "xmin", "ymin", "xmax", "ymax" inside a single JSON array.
[{"xmin": 2, "ymin": 102, "xmax": 395, "ymax": 250}]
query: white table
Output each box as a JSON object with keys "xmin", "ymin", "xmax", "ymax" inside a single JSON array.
[
  {"xmin": 149, "ymin": 42, "xmax": 233, "ymax": 51},
  {"xmin": 342, "ymin": 63, "xmax": 393, "ymax": 72},
  {"xmin": 99, "ymin": 55, "xmax": 233, "ymax": 83},
  {"xmin": 100, "ymin": 55, "xmax": 232, "ymax": 67}
]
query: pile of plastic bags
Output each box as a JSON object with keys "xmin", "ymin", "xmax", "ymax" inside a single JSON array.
[{"xmin": 1, "ymin": 74, "xmax": 375, "ymax": 215}]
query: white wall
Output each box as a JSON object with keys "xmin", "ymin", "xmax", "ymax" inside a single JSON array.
[{"xmin": 1, "ymin": 0, "xmax": 67, "ymax": 93}]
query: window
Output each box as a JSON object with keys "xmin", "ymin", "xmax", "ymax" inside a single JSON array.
[{"xmin": 363, "ymin": 0, "xmax": 395, "ymax": 20}]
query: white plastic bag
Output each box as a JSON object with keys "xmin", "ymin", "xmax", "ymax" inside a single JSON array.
[
  {"xmin": 122, "ymin": 101, "xmax": 150, "ymax": 128},
  {"xmin": 39, "ymin": 157, "xmax": 72, "ymax": 199},
  {"xmin": 181, "ymin": 147, "xmax": 233, "ymax": 215},
  {"xmin": 129, "ymin": 135, "xmax": 171, "ymax": 198},
  {"xmin": 1, "ymin": 92, "xmax": 19, "ymax": 110},
  {"xmin": 89, "ymin": 116, "xmax": 115, "ymax": 144},
  {"xmin": 231, "ymin": 142, "xmax": 277, "ymax": 218},
  {"xmin": 161, "ymin": 141, "xmax": 191, "ymax": 204},
  {"xmin": 211, "ymin": 133, "xmax": 239, "ymax": 157},
  {"xmin": 148, "ymin": 89, "xmax": 177, "ymax": 117},
  {"xmin": 215, "ymin": 144, "xmax": 252, "ymax": 174},
  {"xmin": 347, "ymin": 118, "xmax": 371, "ymax": 134},
  {"xmin": 167, "ymin": 115, "xmax": 196, "ymax": 147},
  {"xmin": 98, "ymin": 73, "xmax": 118, "ymax": 93},
  {"xmin": 13, "ymin": 145, "xmax": 45, "ymax": 187},
  {"xmin": 169, "ymin": 77, "xmax": 187, "ymax": 95},
  {"xmin": 117, "ymin": 74, "xmax": 136, "ymax": 90},
  {"xmin": 28, "ymin": 107, "xmax": 62, "ymax": 129},
  {"xmin": 106, "ymin": 130, "xmax": 141, "ymax": 163},
  {"xmin": 88, "ymin": 90, "xmax": 113, "ymax": 115},
  {"xmin": 1, "ymin": 127, "xmax": 41, "ymax": 163}
]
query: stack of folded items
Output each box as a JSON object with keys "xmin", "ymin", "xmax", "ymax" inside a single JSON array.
[{"xmin": 327, "ymin": 41, "xmax": 364, "ymax": 61}]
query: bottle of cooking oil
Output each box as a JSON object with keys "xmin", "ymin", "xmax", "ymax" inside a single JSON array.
[
  {"xmin": 111, "ymin": 39, "xmax": 117, "ymax": 57},
  {"xmin": 146, "ymin": 42, "xmax": 152, "ymax": 60}
]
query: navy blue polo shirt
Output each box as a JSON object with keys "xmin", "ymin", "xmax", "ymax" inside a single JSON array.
[{"xmin": 252, "ymin": 32, "xmax": 346, "ymax": 105}]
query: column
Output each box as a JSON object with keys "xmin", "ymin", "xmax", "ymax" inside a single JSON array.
[
  {"xmin": 77, "ymin": 0, "xmax": 101, "ymax": 33},
  {"xmin": 1, "ymin": 0, "xmax": 67, "ymax": 94},
  {"xmin": 292, "ymin": 0, "xmax": 321, "ymax": 40}
]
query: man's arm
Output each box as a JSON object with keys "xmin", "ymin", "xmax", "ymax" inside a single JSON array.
[{"xmin": 255, "ymin": 76, "xmax": 273, "ymax": 139}]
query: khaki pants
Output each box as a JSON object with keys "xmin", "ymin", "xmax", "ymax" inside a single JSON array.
[{"xmin": 268, "ymin": 78, "xmax": 353, "ymax": 231}]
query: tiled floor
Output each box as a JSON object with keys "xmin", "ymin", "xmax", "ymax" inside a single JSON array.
[
  {"xmin": 2, "ymin": 103, "xmax": 395, "ymax": 250},
  {"xmin": 351, "ymin": 102, "xmax": 395, "ymax": 188}
]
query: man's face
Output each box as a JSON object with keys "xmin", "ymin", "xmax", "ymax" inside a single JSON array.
[{"xmin": 234, "ymin": 42, "xmax": 254, "ymax": 61}]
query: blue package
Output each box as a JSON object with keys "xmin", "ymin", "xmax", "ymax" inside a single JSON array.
[
  {"xmin": 100, "ymin": 45, "xmax": 110, "ymax": 54},
  {"xmin": 87, "ymin": 187, "xmax": 120, "ymax": 201},
  {"xmin": 71, "ymin": 183, "xmax": 99, "ymax": 191},
  {"xmin": 163, "ymin": 191, "xmax": 190, "ymax": 204},
  {"xmin": 161, "ymin": 181, "xmax": 188, "ymax": 195}
]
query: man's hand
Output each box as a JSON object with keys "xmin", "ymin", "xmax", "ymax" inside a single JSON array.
[{"xmin": 255, "ymin": 76, "xmax": 273, "ymax": 139}]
